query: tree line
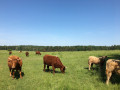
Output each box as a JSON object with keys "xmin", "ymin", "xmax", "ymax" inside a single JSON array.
[{"xmin": 0, "ymin": 45, "xmax": 120, "ymax": 51}]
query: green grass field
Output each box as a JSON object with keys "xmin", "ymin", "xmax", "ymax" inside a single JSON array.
[{"xmin": 1, "ymin": 50, "xmax": 120, "ymax": 90}]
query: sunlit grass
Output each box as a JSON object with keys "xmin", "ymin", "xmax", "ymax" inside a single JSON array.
[{"xmin": 0, "ymin": 50, "xmax": 120, "ymax": 90}]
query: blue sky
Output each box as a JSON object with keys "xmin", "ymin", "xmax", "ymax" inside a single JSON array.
[{"xmin": 0, "ymin": 0, "xmax": 120, "ymax": 46}]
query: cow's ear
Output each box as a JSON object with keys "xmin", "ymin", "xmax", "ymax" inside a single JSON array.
[
  {"xmin": 17, "ymin": 58, "xmax": 22, "ymax": 62},
  {"xmin": 17, "ymin": 58, "xmax": 22, "ymax": 61}
]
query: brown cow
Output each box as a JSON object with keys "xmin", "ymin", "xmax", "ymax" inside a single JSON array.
[
  {"xmin": 9, "ymin": 51, "xmax": 12, "ymax": 55},
  {"xmin": 36, "ymin": 51, "xmax": 41, "ymax": 55},
  {"xmin": 25, "ymin": 52, "xmax": 29, "ymax": 57},
  {"xmin": 106, "ymin": 59, "xmax": 120, "ymax": 85},
  {"xmin": 8, "ymin": 55, "xmax": 22, "ymax": 79},
  {"xmin": 43, "ymin": 55, "xmax": 65, "ymax": 74}
]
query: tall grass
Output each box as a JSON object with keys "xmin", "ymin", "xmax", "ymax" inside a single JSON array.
[{"xmin": 0, "ymin": 50, "xmax": 120, "ymax": 90}]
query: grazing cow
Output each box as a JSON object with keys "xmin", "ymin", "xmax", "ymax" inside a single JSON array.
[
  {"xmin": 36, "ymin": 51, "xmax": 41, "ymax": 55},
  {"xmin": 19, "ymin": 51, "xmax": 22, "ymax": 53},
  {"xmin": 8, "ymin": 55, "xmax": 22, "ymax": 79},
  {"xmin": 25, "ymin": 52, "xmax": 29, "ymax": 57},
  {"xmin": 9, "ymin": 51, "xmax": 12, "ymax": 55},
  {"xmin": 88, "ymin": 56, "xmax": 107, "ymax": 70},
  {"xmin": 43, "ymin": 55, "xmax": 65, "ymax": 74},
  {"xmin": 106, "ymin": 59, "xmax": 120, "ymax": 85}
]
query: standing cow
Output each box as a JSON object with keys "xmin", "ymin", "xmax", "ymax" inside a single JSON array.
[
  {"xmin": 25, "ymin": 51, "xmax": 29, "ymax": 57},
  {"xmin": 19, "ymin": 51, "xmax": 22, "ymax": 53},
  {"xmin": 106, "ymin": 59, "xmax": 120, "ymax": 85},
  {"xmin": 8, "ymin": 55, "xmax": 22, "ymax": 79},
  {"xmin": 36, "ymin": 51, "xmax": 41, "ymax": 55},
  {"xmin": 43, "ymin": 55, "xmax": 65, "ymax": 74},
  {"xmin": 9, "ymin": 51, "xmax": 12, "ymax": 55},
  {"xmin": 88, "ymin": 56, "xmax": 107, "ymax": 70}
]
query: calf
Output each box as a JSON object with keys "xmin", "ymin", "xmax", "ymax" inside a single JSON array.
[
  {"xmin": 88, "ymin": 56, "xmax": 107, "ymax": 70},
  {"xmin": 8, "ymin": 55, "xmax": 22, "ymax": 79},
  {"xmin": 43, "ymin": 55, "xmax": 65, "ymax": 74}
]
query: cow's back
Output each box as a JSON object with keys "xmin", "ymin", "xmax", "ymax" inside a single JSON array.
[
  {"xmin": 8, "ymin": 55, "xmax": 19, "ymax": 60},
  {"xmin": 44, "ymin": 55, "xmax": 56, "ymax": 66},
  {"xmin": 89, "ymin": 56, "xmax": 100, "ymax": 64}
]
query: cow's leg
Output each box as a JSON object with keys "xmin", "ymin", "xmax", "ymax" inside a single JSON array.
[
  {"xmin": 44, "ymin": 64, "xmax": 46, "ymax": 72},
  {"xmin": 52, "ymin": 65, "xmax": 55, "ymax": 74},
  {"xmin": 99, "ymin": 64, "xmax": 103, "ymax": 70},
  {"xmin": 12, "ymin": 69, "xmax": 15, "ymax": 79},
  {"xmin": 89, "ymin": 63, "xmax": 91, "ymax": 70},
  {"xmin": 47, "ymin": 65, "xmax": 49, "ymax": 71},
  {"xmin": 106, "ymin": 71, "xmax": 112, "ymax": 85},
  {"xmin": 91, "ymin": 63, "xmax": 93, "ymax": 70},
  {"xmin": 19, "ymin": 68, "xmax": 22, "ymax": 79},
  {"xmin": 9, "ymin": 68, "xmax": 12, "ymax": 77}
]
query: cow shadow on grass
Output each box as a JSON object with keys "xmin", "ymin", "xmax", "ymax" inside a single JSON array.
[
  {"xmin": 14, "ymin": 71, "xmax": 25, "ymax": 79},
  {"xmin": 44, "ymin": 69, "xmax": 62, "ymax": 74},
  {"xmin": 86, "ymin": 54, "xmax": 120, "ymax": 84}
]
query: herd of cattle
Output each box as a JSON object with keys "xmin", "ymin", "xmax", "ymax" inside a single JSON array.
[{"xmin": 8, "ymin": 51, "xmax": 120, "ymax": 85}]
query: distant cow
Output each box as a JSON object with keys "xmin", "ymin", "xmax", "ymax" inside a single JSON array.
[
  {"xmin": 36, "ymin": 51, "xmax": 41, "ymax": 55},
  {"xmin": 106, "ymin": 59, "xmax": 120, "ymax": 85},
  {"xmin": 88, "ymin": 56, "xmax": 107, "ymax": 70},
  {"xmin": 19, "ymin": 51, "xmax": 22, "ymax": 53},
  {"xmin": 8, "ymin": 55, "xmax": 22, "ymax": 79},
  {"xmin": 9, "ymin": 51, "xmax": 12, "ymax": 55},
  {"xmin": 43, "ymin": 55, "xmax": 65, "ymax": 74},
  {"xmin": 25, "ymin": 52, "xmax": 29, "ymax": 57}
]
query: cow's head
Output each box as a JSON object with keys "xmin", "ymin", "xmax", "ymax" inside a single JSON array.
[
  {"xmin": 60, "ymin": 66, "xmax": 66, "ymax": 73},
  {"xmin": 100, "ymin": 56, "xmax": 107, "ymax": 66},
  {"xmin": 8, "ymin": 58, "xmax": 21, "ymax": 69},
  {"xmin": 12, "ymin": 59, "xmax": 18, "ymax": 69},
  {"xmin": 102, "ymin": 56, "xmax": 107, "ymax": 59}
]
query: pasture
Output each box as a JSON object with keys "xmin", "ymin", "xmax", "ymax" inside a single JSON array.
[{"xmin": 0, "ymin": 50, "xmax": 120, "ymax": 90}]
